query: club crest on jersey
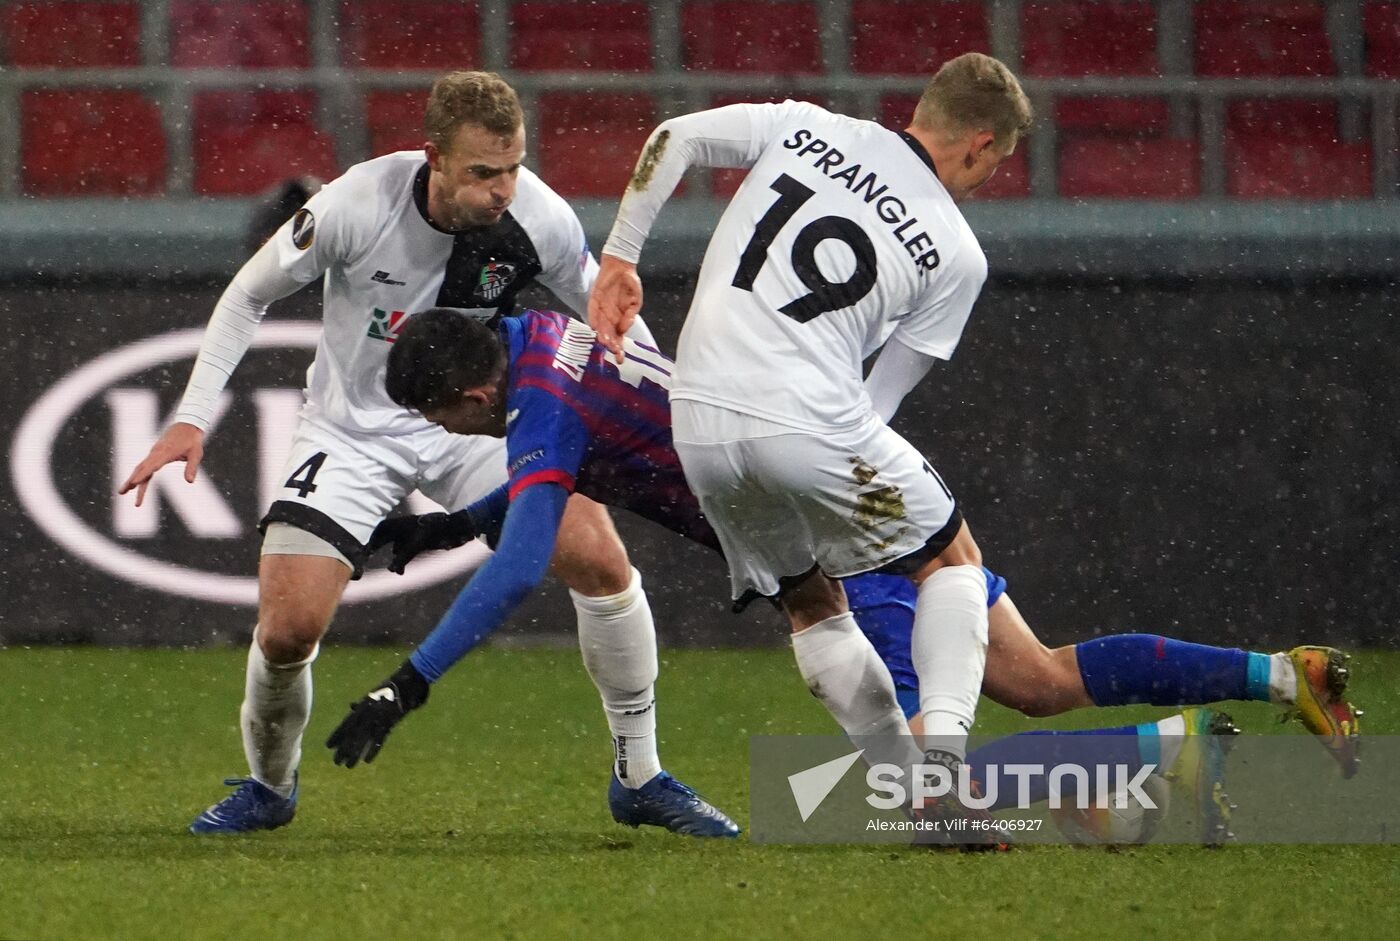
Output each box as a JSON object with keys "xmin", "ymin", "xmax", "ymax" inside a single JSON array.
[
  {"xmin": 474, "ymin": 262, "xmax": 516, "ymax": 303},
  {"xmin": 367, "ymin": 307, "xmax": 408, "ymax": 343}
]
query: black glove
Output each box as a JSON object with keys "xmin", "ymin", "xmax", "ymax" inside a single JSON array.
[
  {"xmin": 367, "ymin": 510, "xmax": 478, "ymax": 574},
  {"xmin": 326, "ymin": 660, "xmax": 431, "ymax": 768}
]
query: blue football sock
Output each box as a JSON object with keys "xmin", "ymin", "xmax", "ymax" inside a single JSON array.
[
  {"xmin": 1075, "ymin": 634, "xmax": 1268, "ymax": 707},
  {"xmin": 965, "ymin": 725, "xmax": 1154, "ymax": 812}
]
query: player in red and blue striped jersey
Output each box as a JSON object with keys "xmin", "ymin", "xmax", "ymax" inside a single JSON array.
[
  {"xmin": 329, "ymin": 308, "xmax": 1360, "ymax": 812},
  {"xmin": 325, "ymin": 306, "xmax": 737, "ymax": 837}
]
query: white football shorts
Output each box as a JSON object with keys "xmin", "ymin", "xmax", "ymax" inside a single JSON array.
[
  {"xmin": 259, "ymin": 406, "xmax": 506, "ymax": 576},
  {"xmin": 673, "ymin": 401, "xmax": 961, "ymax": 600}
]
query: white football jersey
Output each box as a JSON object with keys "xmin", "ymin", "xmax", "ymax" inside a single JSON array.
[
  {"xmin": 269, "ymin": 151, "xmax": 596, "ymax": 436},
  {"xmin": 667, "ymin": 102, "xmax": 986, "ymax": 433}
]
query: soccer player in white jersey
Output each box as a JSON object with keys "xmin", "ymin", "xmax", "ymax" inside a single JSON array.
[
  {"xmin": 590, "ymin": 53, "xmax": 1034, "ymax": 819},
  {"xmin": 119, "ymin": 71, "xmax": 736, "ymax": 837}
]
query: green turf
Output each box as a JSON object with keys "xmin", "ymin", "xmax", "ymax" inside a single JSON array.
[{"xmin": 2, "ymin": 647, "xmax": 1397, "ymax": 940}]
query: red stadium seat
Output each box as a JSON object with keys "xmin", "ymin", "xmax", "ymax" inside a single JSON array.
[
  {"xmin": 535, "ymin": 92, "xmax": 657, "ymax": 197},
  {"xmin": 510, "ymin": 2, "xmax": 652, "ymax": 71},
  {"xmin": 193, "ymin": 91, "xmax": 339, "ymax": 196},
  {"xmin": 973, "ymin": 148, "xmax": 1030, "ymax": 199},
  {"xmin": 21, "ymin": 90, "xmax": 166, "ymax": 195},
  {"xmin": 1224, "ymin": 99, "xmax": 1371, "ymax": 198},
  {"xmin": 850, "ymin": 1, "xmax": 989, "ymax": 74},
  {"xmin": 339, "ymin": 0, "xmax": 480, "ymax": 69},
  {"xmin": 1227, "ymin": 138, "xmax": 1373, "ymax": 198},
  {"xmin": 1194, "ymin": 1, "xmax": 1334, "ymax": 77},
  {"xmin": 1059, "ymin": 136, "xmax": 1199, "ymax": 199},
  {"xmin": 1055, "ymin": 97, "xmax": 1171, "ymax": 134},
  {"xmin": 1022, "ymin": 1, "xmax": 1158, "ymax": 76},
  {"xmin": 1364, "ymin": 1, "xmax": 1400, "ymax": 78},
  {"xmin": 3, "ymin": 1, "xmax": 140, "ymax": 67},
  {"xmin": 169, "ymin": 1, "xmax": 311, "ymax": 68},
  {"xmin": 366, "ymin": 89, "xmax": 431, "ymax": 157},
  {"xmin": 682, "ymin": 1, "xmax": 822, "ymax": 73},
  {"xmin": 1227, "ymin": 99, "xmax": 1340, "ymax": 139}
]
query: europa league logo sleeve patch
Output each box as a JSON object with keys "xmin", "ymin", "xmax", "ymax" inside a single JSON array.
[{"xmin": 291, "ymin": 208, "xmax": 316, "ymax": 250}]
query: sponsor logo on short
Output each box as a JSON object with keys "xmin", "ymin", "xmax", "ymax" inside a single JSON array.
[
  {"xmin": 368, "ymin": 686, "xmax": 397, "ymax": 703},
  {"xmin": 291, "ymin": 208, "xmax": 315, "ymax": 250}
]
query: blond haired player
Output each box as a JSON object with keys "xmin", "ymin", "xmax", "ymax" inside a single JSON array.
[
  {"xmin": 121, "ymin": 71, "xmax": 736, "ymax": 837},
  {"xmin": 590, "ymin": 54, "xmax": 1032, "ymax": 838}
]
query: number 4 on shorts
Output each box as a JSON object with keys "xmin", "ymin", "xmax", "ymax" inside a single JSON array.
[{"xmin": 285, "ymin": 452, "xmax": 328, "ymax": 499}]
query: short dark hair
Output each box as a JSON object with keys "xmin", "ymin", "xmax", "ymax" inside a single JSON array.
[{"xmin": 386, "ymin": 309, "xmax": 505, "ymax": 412}]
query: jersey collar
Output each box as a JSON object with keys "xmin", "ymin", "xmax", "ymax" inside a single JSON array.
[
  {"xmin": 898, "ymin": 131, "xmax": 940, "ymax": 180},
  {"xmin": 412, "ymin": 161, "xmax": 511, "ymax": 234}
]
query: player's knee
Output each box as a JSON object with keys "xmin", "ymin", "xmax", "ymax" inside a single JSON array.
[
  {"xmin": 256, "ymin": 609, "xmax": 328, "ymax": 664},
  {"xmin": 1015, "ymin": 646, "xmax": 1090, "ymax": 717},
  {"xmin": 553, "ymin": 500, "xmax": 632, "ymax": 595}
]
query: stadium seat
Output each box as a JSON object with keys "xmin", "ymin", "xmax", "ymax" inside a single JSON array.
[
  {"xmin": 1227, "ymin": 138, "xmax": 1373, "ymax": 198},
  {"xmin": 193, "ymin": 91, "xmax": 339, "ymax": 196},
  {"xmin": 3, "ymin": 1, "xmax": 140, "ymax": 67},
  {"xmin": 1055, "ymin": 97, "xmax": 1171, "ymax": 134},
  {"xmin": 1223, "ymin": 99, "xmax": 1372, "ymax": 198},
  {"xmin": 339, "ymin": 0, "xmax": 480, "ymax": 69},
  {"xmin": 366, "ymin": 89, "xmax": 431, "ymax": 157},
  {"xmin": 1021, "ymin": 1, "xmax": 1158, "ymax": 76},
  {"xmin": 510, "ymin": 2, "xmax": 652, "ymax": 71},
  {"xmin": 681, "ymin": 1, "xmax": 822, "ymax": 73},
  {"xmin": 974, "ymin": 148, "xmax": 1030, "ymax": 199},
  {"xmin": 169, "ymin": 1, "xmax": 311, "ymax": 68},
  {"xmin": 1194, "ymin": 1, "xmax": 1335, "ymax": 77},
  {"xmin": 21, "ymin": 89, "xmax": 166, "ymax": 195},
  {"xmin": 1059, "ymin": 136, "xmax": 1199, "ymax": 199},
  {"xmin": 850, "ymin": 1, "xmax": 989, "ymax": 74},
  {"xmin": 535, "ymin": 92, "xmax": 657, "ymax": 197},
  {"xmin": 1364, "ymin": 1, "xmax": 1400, "ymax": 78}
]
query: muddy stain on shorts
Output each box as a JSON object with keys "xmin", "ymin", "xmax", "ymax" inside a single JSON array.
[{"xmin": 848, "ymin": 457, "xmax": 907, "ymax": 529}]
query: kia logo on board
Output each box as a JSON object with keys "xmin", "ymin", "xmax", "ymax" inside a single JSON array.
[{"xmin": 10, "ymin": 323, "xmax": 487, "ymax": 605}]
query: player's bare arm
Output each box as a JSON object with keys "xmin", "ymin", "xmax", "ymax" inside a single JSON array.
[
  {"xmin": 118, "ymin": 421, "xmax": 206, "ymax": 507},
  {"xmin": 588, "ymin": 254, "xmax": 643, "ymax": 361}
]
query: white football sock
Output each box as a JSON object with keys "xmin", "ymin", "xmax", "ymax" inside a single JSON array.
[
  {"xmin": 1155, "ymin": 713, "xmax": 1188, "ymax": 771},
  {"xmin": 572, "ymin": 568, "xmax": 663, "ymax": 789},
  {"xmin": 792, "ymin": 613, "xmax": 923, "ymax": 771},
  {"xmin": 911, "ymin": 564, "xmax": 990, "ymax": 761},
  {"xmin": 1268, "ymin": 652, "xmax": 1297, "ymax": 704},
  {"xmin": 240, "ymin": 629, "xmax": 317, "ymax": 799}
]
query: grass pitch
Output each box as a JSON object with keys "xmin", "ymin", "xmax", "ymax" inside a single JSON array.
[{"xmin": 3, "ymin": 646, "xmax": 1397, "ymax": 941}]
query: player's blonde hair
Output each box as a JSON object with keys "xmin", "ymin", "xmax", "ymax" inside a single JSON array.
[
  {"xmin": 425, "ymin": 71, "xmax": 524, "ymax": 150},
  {"xmin": 912, "ymin": 53, "xmax": 1033, "ymax": 149}
]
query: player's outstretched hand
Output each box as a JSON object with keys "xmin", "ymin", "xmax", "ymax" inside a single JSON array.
[
  {"xmin": 588, "ymin": 254, "xmax": 643, "ymax": 363},
  {"xmin": 326, "ymin": 660, "xmax": 431, "ymax": 768},
  {"xmin": 367, "ymin": 511, "xmax": 478, "ymax": 574},
  {"xmin": 117, "ymin": 421, "xmax": 205, "ymax": 507}
]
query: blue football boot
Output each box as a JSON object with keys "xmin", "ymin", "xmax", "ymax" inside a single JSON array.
[
  {"xmin": 189, "ymin": 775, "xmax": 298, "ymax": 834},
  {"xmin": 608, "ymin": 771, "xmax": 740, "ymax": 838}
]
